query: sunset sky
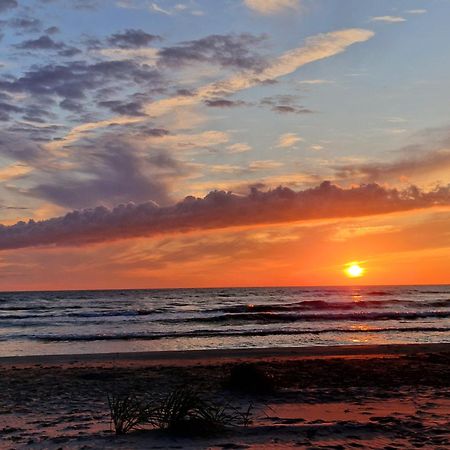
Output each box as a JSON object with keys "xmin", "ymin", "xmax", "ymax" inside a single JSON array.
[{"xmin": 0, "ymin": 0, "xmax": 449, "ymax": 290}]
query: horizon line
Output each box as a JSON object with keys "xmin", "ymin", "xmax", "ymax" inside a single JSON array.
[{"xmin": 1, "ymin": 282, "xmax": 448, "ymax": 294}]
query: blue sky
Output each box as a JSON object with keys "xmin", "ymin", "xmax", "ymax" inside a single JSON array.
[{"xmin": 0, "ymin": 0, "xmax": 448, "ymax": 225}]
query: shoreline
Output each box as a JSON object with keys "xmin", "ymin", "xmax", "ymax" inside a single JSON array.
[{"xmin": 1, "ymin": 342, "xmax": 449, "ymax": 368}]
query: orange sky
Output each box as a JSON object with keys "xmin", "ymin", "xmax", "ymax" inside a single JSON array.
[{"xmin": 1, "ymin": 207, "xmax": 448, "ymax": 291}]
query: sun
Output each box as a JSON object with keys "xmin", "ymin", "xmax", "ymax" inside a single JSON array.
[{"xmin": 345, "ymin": 262, "xmax": 365, "ymax": 278}]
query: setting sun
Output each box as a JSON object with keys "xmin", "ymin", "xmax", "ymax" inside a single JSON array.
[{"xmin": 345, "ymin": 262, "xmax": 365, "ymax": 278}]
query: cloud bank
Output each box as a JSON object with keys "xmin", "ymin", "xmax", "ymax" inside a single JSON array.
[{"xmin": 1, "ymin": 182, "xmax": 449, "ymax": 251}]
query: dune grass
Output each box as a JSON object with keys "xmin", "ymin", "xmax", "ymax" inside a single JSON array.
[
  {"xmin": 107, "ymin": 387, "xmax": 254, "ymax": 436},
  {"xmin": 107, "ymin": 391, "xmax": 147, "ymax": 435}
]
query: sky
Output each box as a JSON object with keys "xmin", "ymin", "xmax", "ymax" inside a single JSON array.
[{"xmin": 0, "ymin": 0, "xmax": 449, "ymax": 290}]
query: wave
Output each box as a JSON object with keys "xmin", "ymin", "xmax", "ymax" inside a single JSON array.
[
  {"xmin": 1, "ymin": 298, "xmax": 449, "ymax": 324},
  {"xmin": 165, "ymin": 310, "xmax": 450, "ymax": 325},
  {"xmin": 213, "ymin": 299, "xmax": 450, "ymax": 314},
  {"xmin": 0, "ymin": 309, "xmax": 152, "ymax": 321},
  {"xmin": 19, "ymin": 326, "xmax": 450, "ymax": 342}
]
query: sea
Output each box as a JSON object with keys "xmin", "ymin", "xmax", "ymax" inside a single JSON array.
[{"xmin": 0, "ymin": 285, "xmax": 449, "ymax": 357}]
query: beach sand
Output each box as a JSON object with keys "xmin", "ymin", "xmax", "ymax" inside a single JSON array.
[{"xmin": 0, "ymin": 343, "xmax": 449, "ymax": 449}]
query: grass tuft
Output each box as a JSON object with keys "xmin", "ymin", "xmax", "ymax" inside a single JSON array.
[
  {"xmin": 107, "ymin": 388, "xmax": 254, "ymax": 436},
  {"xmin": 107, "ymin": 391, "xmax": 147, "ymax": 435}
]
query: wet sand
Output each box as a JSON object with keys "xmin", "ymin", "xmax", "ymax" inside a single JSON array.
[{"xmin": 0, "ymin": 343, "xmax": 449, "ymax": 449}]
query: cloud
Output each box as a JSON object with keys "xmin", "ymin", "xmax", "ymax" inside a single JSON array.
[
  {"xmin": 0, "ymin": 100, "xmax": 22, "ymax": 121},
  {"xmin": 406, "ymin": 9, "xmax": 427, "ymax": 15},
  {"xmin": 25, "ymin": 135, "xmax": 191, "ymax": 209},
  {"xmin": 0, "ymin": 0, "xmax": 17, "ymax": 13},
  {"xmin": 107, "ymin": 29, "xmax": 161, "ymax": 48},
  {"xmin": 334, "ymin": 149, "xmax": 450, "ymax": 182},
  {"xmin": 334, "ymin": 127, "xmax": 450, "ymax": 183},
  {"xmin": 150, "ymin": 2, "xmax": 171, "ymax": 15},
  {"xmin": 0, "ymin": 132, "xmax": 46, "ymax": 161},
  {"xmin": 370, "ymin": 16, "xmax": 406, "ymax": 23},
  {"xmin": 0, "ymin": 163, "xmax": 32, "ymax": 181},
  {"xmin": 204, "ymin": 98, "xmax": 246, "ymax": 108},
  {"xmin": 1, "ymin": 182, "xmax": 449, "ymax": 251},
  {"xmin": 15, "ymin": 35, "xmax": 65, "ymax": 50},
  {"xmin": 248, "ymin": 160, "xmax": 283, "ymax": 170},
  {"xmin": 298, "ymin": 79, "xmax": 332, "ymax": 85},
  {"xmin": 49, "ymin": 28, "xmax": 374, "ymax": 149},
  {"xmin": 226, "ymin": 143, "xmax": 252, "ymax": 154},
  {"xmin": 97, "ymin": 100, "xmax": 146, "ymax": 116},
  {"xmin": 244, "ymin": 0, "xmax": 300, "ymax": 15},
  {"xmin": 276, "ymin": 132, "xmax": 303, "ymax": 148},
  {"xmin": 45, "ymin": 26, "xmax": 59, "ymax": 34},
  {"xmin": 260, "ymin": 93, "xmax": 313, "ymax": 114},
  {"xmin": 0, "ymin": 59, "xmax": 162, "ymax": 108},
  {"xmin": 148, "ymin": 1, "xmax": 203, "ymax": 16},
  {"xmin": 158, "ymin": 33, "xmax": 267, "ymax": 70},
  {"xmin": 9, "ymin": 17, "xmax": 42, "ymax": 32}
]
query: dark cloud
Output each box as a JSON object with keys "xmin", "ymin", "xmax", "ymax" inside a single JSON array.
[
  {"xmin": 45, "ymin": 26, "xmax": 59, "ymax": 34},
  {"xmin": 107, "ymin": 29, "xmax": 161, "ymax": 48},
  {"xmin": 176, "ymin": 88, "xmax": 196, "ymax": 96},
  {"xmin": 158, "ymin": 33, "xmax": 267, "ymax": 70},
  {"xmin": 272, "ymin": 105, "xmax": 313, "ymax": 114},
  {"xmin": 334, "ymin": 149, "xmax": 450, "ymax": 182},
  {"xmin": 140, "ymin": 128, "xmax": 170, "ymax": 137},
  {"xmin": 59, "ymin": 98, "xmax": 83, "ymax": 113},
  {"xmin": 14, "ymin": 35, "xmax": 80, "ymax": 57},
  {"xmin": 0, "ymin": 0, "xmax": 17, "ymax": 13},
  {"xmin": 0, "ymin": 101, "xmax": 22, "ymax": 121},
  {"xmin": 334, "ymin": 127, "xmax": 450, "ymax": 182},
  {"xmin": 7, "ymin": 123, "xmax": 65, "ymax": 141},
  {"xmin": 25, "ymin": 135, "xmax": 190, "ymax": 209},
  {"xmin": 58, "ymin": 46, "xmax": 82, "ymax": 57},
  {"xmin": 20, "ymin": 103, "xmax": 56, "ymax": 123},
  {"xmin": 260, "ymin": 94, "xmax": 313, "ymax": 114},
  {"xmin": 15, "ymin": 35, "xmax": 64, "ymax": 50},
  {"xmin": 9, "ymin": 17, "xmax": 42, "ymax": 32},
  {"xmin": 204, "ymin": 98, "xmax": 246, "ymax": 108},
  {"xmin": 0, "ymin": 132, "xmax": 46, "ymax": 161},
  {"xmin": 0, "ymin": 60, "xmax": 162, "ymax": 103},
  {"xmin": 98, "ymin": 100, "xmax": 146, "ymax": 116},
  {"xmin": 1, "ymin": 181, "xmax": 449, "ymax": 250}
]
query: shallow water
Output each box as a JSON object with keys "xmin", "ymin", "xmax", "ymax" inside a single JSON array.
[{"xmin": 0, "ymin": 285, "xmax": 449, "ymax": 356}]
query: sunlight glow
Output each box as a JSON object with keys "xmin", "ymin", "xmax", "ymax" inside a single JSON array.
[{"xmin": 345, "ymin": 262, "xmax": 365, "ymax": 278}]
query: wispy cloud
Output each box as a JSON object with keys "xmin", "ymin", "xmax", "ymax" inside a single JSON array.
[
  {"xmin": 298, "ymin": 79, "xmax": 332, "ymax": 85},
  {"xmin": 244, "ymin": 0, "xmax": 300, "ymax": 15},
  {"xmin": 370, "ymin": 16, "xmax": 406, "ymax": 23},
  {"xmin": 52, "ymin": 28, "xmax": 374, "ymax": 148},
  {"xmin": 276, "ymin": 133, "xmax": 303, "ymax": 148},
  {"xmin": 150, "ymin": 2, "xmax": 171, "ymax": 15},
  {"xmin": 406, "ymin": 9, "xmax": 427, "ymax": 15},
  {"xmin": 226, "ymin": 143, "xmax": 252, "ymax": 154}
]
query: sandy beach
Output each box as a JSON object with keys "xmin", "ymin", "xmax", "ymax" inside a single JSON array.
[{"xmin": 0, "ymin": 343, "xmax": 449, "ymax": 449}]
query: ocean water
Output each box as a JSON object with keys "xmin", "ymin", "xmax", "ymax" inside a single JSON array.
[{"xmin": 0, "ymin": 285, "xmax": 449, "ymax": 357}]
